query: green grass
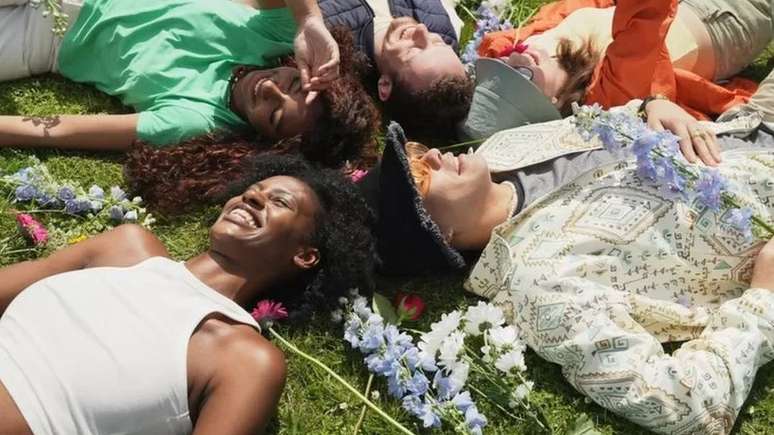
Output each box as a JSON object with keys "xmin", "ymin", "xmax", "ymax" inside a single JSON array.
[{"xmin": 2, "ymin": 1, "xmax": 774, "ymax": 434}]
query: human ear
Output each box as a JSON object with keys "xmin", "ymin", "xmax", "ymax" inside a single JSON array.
[
  {"xmin": 293, "ymin": 247, "xmax": 320, "ymax": 270},
  {"xmin": 377, "ymin": 75, "xmax": 393, "ymax": 101}
]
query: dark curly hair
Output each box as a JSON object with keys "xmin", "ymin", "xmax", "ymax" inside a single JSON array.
[
  {"xmin": 124, "ymin": 27, "xmax": 379, "ymax": 211},
  {"xmin": 225, "ymin": 154, "xmax": 376, "ymax": 320},
  {"xmin": 382, "ymin": 74, "xmax": 474, "ymax": 143}
]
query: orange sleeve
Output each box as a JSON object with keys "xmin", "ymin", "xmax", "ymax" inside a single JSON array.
[
  {"xmin": 477, "ymin": 0, "xmax": 615, "ymax": 58},
  {"xmin": 673, "ymin": 70, "xmax": 757, "ymax": 119},
  {"xmin": 584, "ymin": 0, "xmax": 678, "ymax": 108}
]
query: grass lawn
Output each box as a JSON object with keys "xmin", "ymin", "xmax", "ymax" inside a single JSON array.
[{"xmin": 2, "ymin": 1, "xmax": 774, "ymax": 433}]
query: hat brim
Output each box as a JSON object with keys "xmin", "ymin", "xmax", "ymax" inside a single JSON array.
[
  {"xmin": 359, "ymin": 123, "xmax": 466, "ymax": 275},
  {"xmin": 460, "ymin": 57, "xmax": 562, "ymax": 140}
]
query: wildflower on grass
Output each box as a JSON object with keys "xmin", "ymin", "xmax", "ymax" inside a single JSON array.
[
  {"xmin": 16, "ymin": 213, "xmax": 48, "ymax": 246},
  {"xmin": 464, "ymin": 300, "xmax": 505, "ymax": 336},
  {"xmin": 251, "ymin": 300, "xmax": 288, "ymax": 328},
  {"xmin": 394, "ymin": 292, "xmax": 426, "ymax": 321}
]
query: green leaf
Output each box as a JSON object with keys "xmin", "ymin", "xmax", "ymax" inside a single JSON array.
[
  {"xmin": 565, "ymin": 414, "xmax": 603, "ymax": 435},
  {"xmin": 372, "ymin": 292, "xmax": 399, "ymax": 325}
]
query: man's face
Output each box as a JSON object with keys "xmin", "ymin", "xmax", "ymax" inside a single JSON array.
[{"xmin": 380, "ymin": 17, "xmax": 466, "ymax": 94}]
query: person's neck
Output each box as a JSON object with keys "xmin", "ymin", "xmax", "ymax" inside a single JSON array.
[
  {"xmin": 184, "ymin": 251, "xmax": 269, "ymax": 308},
  {"xmin": 457, "ymin": 181, "xmax": 516, "ymax": 250}
]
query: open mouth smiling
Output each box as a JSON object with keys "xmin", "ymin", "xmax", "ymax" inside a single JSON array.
[{"xmin": 224, "ymin": 203, "xmax": 264, "ymax": 229}]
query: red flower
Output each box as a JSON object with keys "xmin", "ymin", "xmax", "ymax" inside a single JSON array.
[
  {"xmin": 251, "ymin": 300, "xmax": 288, "ymax": 327},
  {"xmin": 393, "ymin": 292, "xmax": 425, "ymax": 321},
  {"xmin": 498, "ymin": 42, "xmax": 529, "ymax": 58}
]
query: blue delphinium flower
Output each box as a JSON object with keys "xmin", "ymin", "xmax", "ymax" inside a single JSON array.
[
  {"xmin": 89, "ymin": 185, "xmax": 105, "ymax": 211},
  {"xmin": 65, "ymin": 198, "xmax": 92, "ymax": 215},
  {"xmin": 726, "ymin": 207, "xmax": 754, "ymax": 241},
  {"xmin": 653, "ymin": 158, "xmax": 686, "ymax": 198},
  {"xmin": 110, "ymin": 186, "xmax": 127, "ymax": 201},
  {"xmin": 694, "ymin": 170, "xmax": 727, "ymax": 211},
  {"xmin": 464, "ymin": 405, "xmax": 487, "ymax": 435},
  {"xmin": 35, "ymin": 191, "xmax": 60, "ymax": 208},
  {"xmin": 12, "ymin": 167, "xmax": 34, "ymax": 185},
  {"xmin": 57, "ymin": 186, "xmax": 76, "ymax": 201},
  {"xmin": 123, "ymin": 210, "xmax": 139, "ymax": 221},
  {"xmin": 108, "ymin": 205, "xmax": 125, "ymax": 221},
  {"xmin": 15, "ymin": 184, "xmax": 38, "ymax": 202}
]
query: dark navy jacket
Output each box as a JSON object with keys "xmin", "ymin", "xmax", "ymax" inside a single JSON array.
[{"xmin": 319, "ymin": 0, "xmax": 459, "ymax": 64}]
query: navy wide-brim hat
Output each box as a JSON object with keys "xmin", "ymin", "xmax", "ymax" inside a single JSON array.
[{"xmin": 359, "ymin": 123, "xmax": 466, "ymax": 275}]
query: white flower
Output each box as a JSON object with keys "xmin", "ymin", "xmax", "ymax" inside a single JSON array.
[
  {"xmin": 370, "ymin": 390, "xmax": 380, "ymax": 401},
  {"xmin": 438, "ymin": 330, "xmax": 466, "ymax": 369},
  {"xmin": 337, "ymin": 297, "xmax": 348, "ymax": 306},
  {"xmin": 480, "ymin": 345, "xmax": 493, "ymax": 363},
  {"xmin": 464, "ymin": 301, "xmax": 504, "ymax": 336},
  {"xmin": 488, "ymin": 325, "xmax": 522, "ymax": 350},
  {"xmin": 512, "ymin": 381, "xmax": 534, "ymax": 401},
  {"xmin": 331, "ymin": 309, "xmax": 343, "ymax": 323},
  {"xmin": 352, "ymin": 296, "xmax": 370, "ymax": 319},
  {"xmin": 430, "ymin": 310, "xmax": 462, "ymax": 337},
  {"xmin": 418, "ymin": 331, "xmax": 444, "ymax": 359},
  {"xmin": 495, "ymin": 349, "xmax": 526, "ymax": 374},
  {"xmin": 483, "ymin": 0, "xmax": 509, "ymax": 15},
  {"xmin": 348, "ymin": 288, "xmax": 360, "ymax": 297},
  {"xmin": 132, "ymin": 196, "xmax": 142, "ymax": 204}
]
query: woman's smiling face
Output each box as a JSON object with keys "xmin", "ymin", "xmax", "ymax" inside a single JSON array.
[
  {"xmin": 210, "ymin": 175, "xmax": 321, "ymax": 274},
  {"xmin": 230, "ymin": 67, "xmax": 322, "ymax": 139}
]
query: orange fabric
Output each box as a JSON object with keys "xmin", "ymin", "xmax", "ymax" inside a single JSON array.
[{"xmin": 477, "ymin": 0, "xmax": 757, "ymax": 119}]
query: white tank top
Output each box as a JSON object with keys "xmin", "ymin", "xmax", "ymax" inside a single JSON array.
[{"xmin": 0, "ymin": 257, "xmax": 260, "ymax": 435}]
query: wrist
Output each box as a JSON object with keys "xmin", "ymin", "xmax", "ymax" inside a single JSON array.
[{"xmin": 638, "ymin": 94, "xmax": 669, "ymax": 120}]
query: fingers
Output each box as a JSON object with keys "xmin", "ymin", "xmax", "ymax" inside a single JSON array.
[
  {"xmin": 687, "ymin": 126, "xmax": 720, "ymax": 166},
  {"xmin": 666, "ymin": 120, "xmax": 698, "ymax": 164},
  {"xmin": 298, "ymin": 61, "xmax": 312, "ymax": 90},
  {"xmin": 304, "ymin": 91, "xmax": 319, "ymax": 105}
]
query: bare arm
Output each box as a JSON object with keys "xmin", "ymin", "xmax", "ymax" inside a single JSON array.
[
  {"xmin": 192, "ymin": 331, "xmax": 287, "ymax": 435},
  {"xmin": 0, "ymin": 224, "xmax": 167, "ymax": 315},
  {"xmin": 0, "ymin": 114, "xmax": 139, "ymax": 152}
]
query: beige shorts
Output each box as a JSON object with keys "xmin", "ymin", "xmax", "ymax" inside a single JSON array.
[
  {"xmin": 0, "ymin": 0, "xmax": 83, "ymax": 81},
  {"xmin": 680, "ymin": 0, "xmax": 773, "ymax": 80}
]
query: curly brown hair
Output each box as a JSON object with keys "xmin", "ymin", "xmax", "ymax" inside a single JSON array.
[
  {"xmin": 382, "ymin": 74, "xmax": 474, "ymax": 143},
  {"xmin": 124, "ymin": 27, "xmax": 379, "ymax": 212},
  {"xmin": 553, "ymin": 37, "xmax": 601, "ymax": 116}
]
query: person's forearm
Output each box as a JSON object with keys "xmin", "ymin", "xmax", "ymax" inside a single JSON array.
[{"xmin": 0, "ymin": 115, "xmax": 135, "ymax": 151}]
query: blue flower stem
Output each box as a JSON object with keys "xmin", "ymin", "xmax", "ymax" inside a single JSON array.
[
  {"xmin": 267, "ymin": 327, "xmax": 416, "ymax": 435},
  {"xmin": 352, "ymin": 373, "xmax": 374, "ymax": 435},
  {"xmin": 722, "ymin": 194, "xmax": 774, "ymax": 237}
]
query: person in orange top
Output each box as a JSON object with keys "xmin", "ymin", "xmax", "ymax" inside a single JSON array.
[{"xmin": 476, "ymin": 0, "xmax": 771, "ymax": 134}]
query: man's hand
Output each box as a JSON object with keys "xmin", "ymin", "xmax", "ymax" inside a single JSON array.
[
  {"xmin": 646, "ymin": 99, "xmax": 721, "ymax": 166},
  {"xmin": 294, "ymin": 15, "xmax": 339, "ymax": 99},
  {"xmin": 752, "ymin": 238, "xmax": 774, "ymax": 291}
]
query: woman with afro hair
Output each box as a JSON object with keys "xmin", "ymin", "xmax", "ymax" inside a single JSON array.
[{"xmin": 0, "ymin": 154, "xmax": 376, "ymax": 434}]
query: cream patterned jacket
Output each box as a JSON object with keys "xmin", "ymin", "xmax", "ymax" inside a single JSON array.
[{"xmin": 466, "ymin": 145, "xmax": 774, "ymax": 434}]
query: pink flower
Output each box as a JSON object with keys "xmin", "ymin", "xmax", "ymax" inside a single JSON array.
[
  {"xmin": 498, "ymin": 42, "xmax": 529, "ymax": 58},
  {"xmin": 349, "ymin": 169, "xmax": 368, "ymax": 183},
  {"xmin": 251, "ymin": 300, "xmax": 288, "ymax": 327},
  {"xmin": 16, "ymin": 213, "xmax": 48, "ymax": 246}
]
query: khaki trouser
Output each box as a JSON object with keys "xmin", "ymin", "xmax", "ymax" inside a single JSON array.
[{"xmin": 0, "ymin": 0, "xmax": 82, "ymax": 81}]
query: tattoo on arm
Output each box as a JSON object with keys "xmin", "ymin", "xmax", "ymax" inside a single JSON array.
[{"xmin": 22, "ymin": 116, "xmax": 62, "ymax": 137}]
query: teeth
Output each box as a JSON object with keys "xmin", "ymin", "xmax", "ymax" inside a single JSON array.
[{"xmin": 229, "ymin": 208, "xmax": 257, "ymax": 227}]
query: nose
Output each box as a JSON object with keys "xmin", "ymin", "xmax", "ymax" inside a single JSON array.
[
  {"xmin": 507, "ymin": 52, "xmax": 534, "ymax": 68},
  {"xmin": 243, "ymin": 187, "xmax": 267, "ymax": 210},
  {"xmin": 412, "ymin": 24, "xmax": 430, "ymax": 48},
  {"xmin": 260, "ymin": 79, "xmax": 284, "ymax": 101},
  {"xmin": 419, "ymin": 148, "xmax": 442, "ymax": 169}
]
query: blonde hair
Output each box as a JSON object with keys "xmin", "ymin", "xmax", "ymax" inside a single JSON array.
[{"xmin": 405, "ymin": 141, "xmax": 431, "ymax": 197}]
